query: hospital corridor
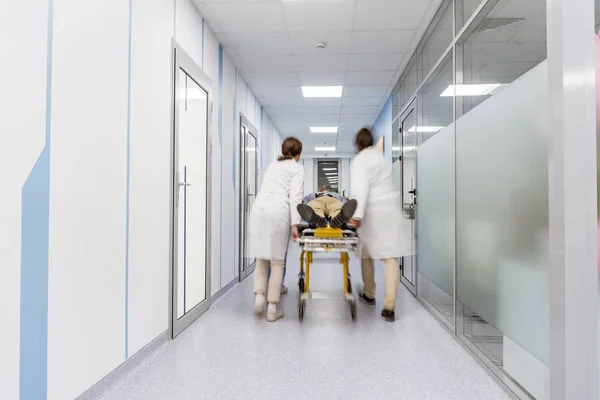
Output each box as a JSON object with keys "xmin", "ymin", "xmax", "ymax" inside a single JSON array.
[{"xmin": 1, "ymin": 0, "xmax": 599, "ymax": 399}]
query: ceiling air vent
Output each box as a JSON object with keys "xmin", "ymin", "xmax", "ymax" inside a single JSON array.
[{"xmin": 473, "ymin": 18, "xmax": 526, "ymax": 42}]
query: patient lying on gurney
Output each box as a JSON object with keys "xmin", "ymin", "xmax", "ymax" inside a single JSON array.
[{"xmin": 297, "ymin": 186, "xmax": 357, "ymax": 229}]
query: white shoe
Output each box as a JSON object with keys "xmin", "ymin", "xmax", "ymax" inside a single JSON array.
[
  {"xmin": 281, "ymin": 285, "xmax": 288, "ymax": 295},
  {"xmin": 254, "ymin": 294, "xmax": 265, "ymax": 315},
  {"xmin": 267, "ymin": 309, "xmax": 284, "ymax": 322}
]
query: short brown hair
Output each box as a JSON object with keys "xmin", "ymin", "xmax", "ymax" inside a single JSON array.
[
  {"xmin": 355, "ymin": 128, "xmax": 374, "ymax": 151},
  {"xmin": 278, "ymin": 137, "xmax": 303, "ymax": 161}
]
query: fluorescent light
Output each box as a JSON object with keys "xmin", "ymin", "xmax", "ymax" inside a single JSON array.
[
  {"xmin": 407, "ymin": 126, "xmax": 443, "ymax": 133},
  {"xmin": 440, "ymin": 84, "xmax": 504, "ymax": 97},
  {"xmin": 323, "ymin": 168, "xmax": 337, "ymax": 171},
  {"xmin": 302, "ymin": 86, "xmax": 343, "ymax": 98},
  {"xmin": 315, "ymin": 146, "xmax": 336, "ymax": 152},
  {"xmin": 392, "ymin": 146, "xmax": 416, "ymax": 151},
  {"xmin": 311, "ymin": 127, "xmax": 338, "ymax": 134},
  {"xmin": 325, "ymin": 172, "xmax": 337, "ymax": 175}
]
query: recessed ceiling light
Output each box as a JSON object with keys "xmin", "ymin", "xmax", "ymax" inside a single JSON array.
[
  {"xmin": 315, "ymin": 146, "xmax": 336, "ymax": 152},
  {"xmin": 440, "ymin": 84, "xmax": 504, "ymax": 97},
  {"xmin": 302, "ymin": 86, "xmax": 343, "ymax": 98},
  {"xmin": 407, "ymin": 126, "xmax": 443, "ymax": 133},
  {"xmin": 325, "ymin": 172, "xmax": 337, "ymax": 176},
  {"xmin": 311, "ymin": 127, "xmax": 338, "ymax": 133},
  {"xmin": 323, "ymin": 168, "xmax": 337, "ymax": 171}
]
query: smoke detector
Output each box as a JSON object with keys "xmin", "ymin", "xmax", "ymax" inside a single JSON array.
[{"xmin": 316, "ymin": 42, "xmax": 327, "ymax": 50}]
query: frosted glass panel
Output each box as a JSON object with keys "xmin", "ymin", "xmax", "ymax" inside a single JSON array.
[
  {"xmin": 418, "ymin": 125, "xmax": 455, "ymax": 297},
  {"xmin": 456, "ymin": 61, "xmax": 549, "ymax": 365}
]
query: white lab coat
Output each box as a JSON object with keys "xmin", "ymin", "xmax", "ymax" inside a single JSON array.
[
  {"xmin": 248, "ymin": 159, "xmax": 304, "ymax": 260},
  {"xmin": 351, "ymin": 147, "xmax": 414, "ymax": 259}
]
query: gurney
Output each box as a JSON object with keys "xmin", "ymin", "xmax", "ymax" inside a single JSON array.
[{"xmin": 296, "ymin": 223, "xmax": 360, "ymax": 321}]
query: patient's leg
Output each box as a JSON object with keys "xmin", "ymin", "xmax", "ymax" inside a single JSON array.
[
  {"xmin": 330, "ymin": 199, "xmax": 358, "ymax": 229},
  {"xmin": 297, "ymin": 198, "xmax": 327, "ymax": 228}
]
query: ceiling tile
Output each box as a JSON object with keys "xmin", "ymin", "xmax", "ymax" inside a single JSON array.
[
  {"xmin": 230, "ymin": 55, "xmax": 296, "ymax": 73},
  {"xmin": 303, "ymin": 97, "xmax": 343, "ymax": 107},
  {"xmin": 245, "ymin": 72, "xmax": 299, "ymax": 87},
  {"xmin": 343, "ymin": 85, "xmax": 390, "ymax": 97},
  {"xmin": 354, "ymin": 0, "xmax": 430, "ymax": 31},
  {"xmin": 206, "ymin": 2, "xmax": 286, "ymax": 33},
  {"xmin": 350, "ymin": 30, "xmax": 414, "ymax": 54},
  {"xmin": 347, "ymin": 53, "xmax": 405, "ymax": 71},
  {"xmin": 294, "ymin": 54, "xmax": 348, "ymax": 72},
  {"xmin": 252, "ymin": 85, "xmax": 303, "ymax": 98},
  {"xmin": 340, "ymin": 114, "xmax": 374, "ymax": 123},
  {"xmin": 289, "ymin": 31, "xmax": 352, "ymax": 54},
  {"xmin": 345, "ymin": 71, "xmax": 396, "ymax": 85},
  {"xmin": 259, "ymin": 98, "xmax": 307, "ymax": 107},
  {"xmin": 298, "ymin": 72, "xmax": 346, "ymax": 85},
  {"xmin": 341, "ymin": 106, "xmax": 379, "ymax": 115},
  {"xmin": 342, "ymin": 96, "xmax": 384, "ymax": 106},
  {"xmin": 217, "ymin": 33, "xmax": 292, "ymax": 55},
  {"xmin": 283, "ymin": 1, "xmax": 355, "ymax": 32}
]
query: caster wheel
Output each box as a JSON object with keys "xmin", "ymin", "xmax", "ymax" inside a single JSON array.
[
  {"xmin": 298, "ymin": 278, "xmax": 305, "ymax": 293},
  {"xmin": 298, "ymin": 299, "xmax": 306, "ymax": 321},
  {"xmin": 347, "ymin": 278, "xmax": 353, "ymax": 293},
  {"xmin": 349, "ymin": 300, "xmax": 357, "ymax": 321}
]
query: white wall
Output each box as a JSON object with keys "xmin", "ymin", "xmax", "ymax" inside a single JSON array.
[{"xmin": 0, "ymin": 0, "xmax": 282, "ymax": 398}]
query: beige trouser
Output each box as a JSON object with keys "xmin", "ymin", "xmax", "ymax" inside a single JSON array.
[
  {"xmin": 361, "ymin": 253, "xmax": 400, "ymax": 311},
  {"xmin": 254, "ymin": 259, "xmax": 284, "ymax": 303},
  {"xmin": 307, "ymin": 196, "xmax": 343, "ymax": 219}
]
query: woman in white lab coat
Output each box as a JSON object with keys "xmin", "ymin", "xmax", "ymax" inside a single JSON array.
[
  {"xmin": 350, "ymin": 128, "xmax": 409, "ymax": 322},
  {"xmin": 249, "ymin": 137, "xmax": 304, "ymax": 322}
]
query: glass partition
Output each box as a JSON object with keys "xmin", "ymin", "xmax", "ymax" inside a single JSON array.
[
  {"xmin": 416, "ymin": 54, "xmax": 455, "ymax": 327},
  {"xmin": 390, "ymin": 0, "xmax": 549, "ymax": 397}
]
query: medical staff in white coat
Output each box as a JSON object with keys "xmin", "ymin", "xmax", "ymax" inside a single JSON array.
[
  {"xmin": 249, "ymin": 137, "xmax": 304, "ymax": 322},
  {"xmin": 350, "ymin": 128, "xmax": 408, "ymax": 322}
]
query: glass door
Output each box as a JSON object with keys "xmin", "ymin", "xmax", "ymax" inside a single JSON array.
[
  {"xmin": 316, "ymin": 159, "xmax": 340, "ymax": 192},
  {"xmin": 239, "ymin": 115, "xmax": 258, "ymax": 281},
  {"xmin": 400, "ymin": 105, "xmax": 417, "ymax": 295},
  {"xmin": 169, "ymin": 42, "xmax": 212, "ymax": 338}
]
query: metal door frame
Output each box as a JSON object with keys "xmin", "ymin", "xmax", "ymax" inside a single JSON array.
[
  {"xmin": 168, "ymin": 40, "xmax": 213, "ymax": 339},
  {"xmin": 238, "ymin": 114, "xmax": 258, "ymax": 281},
  {"xmin": 399, "ymin": 100, "xmax": 418, "ymax": 296}
]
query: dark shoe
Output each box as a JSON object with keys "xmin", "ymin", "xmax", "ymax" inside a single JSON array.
[
  {"xmin": 297, "ymin": 204, "xmax": 327, "ymax": 228},
  {"xmin": 381, "ymin": 309, "xmax": 395, "ymax": 322},
  {"xmin": 331, "ymin": 199, "xmax": 358, "ymax": 229},
  {"xmin": 359, "ymin": 293, "xmax": 376, "ymax": 305}
]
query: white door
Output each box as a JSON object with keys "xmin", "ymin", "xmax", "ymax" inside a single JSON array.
[
  {"xmin": 239, "ymin": 115, "xmax": 258, "ymax": 281},
  {"xmin": 170, "ymin": 42, "xmax": 212, "ymax": 338}
]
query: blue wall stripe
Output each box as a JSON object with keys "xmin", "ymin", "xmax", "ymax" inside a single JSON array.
[
  {"xmin": 202, "ymin": 19, "xmax": 205, "ymax": 69},
  {"xmin": 233, "ymin": 69, "xmax": 237, "ymax": 277},
  {"xmin": 218, "ymin": 45, "xmax": 223, "ymax": 287},
  {"xmin": 20, "ymin": 0, "xmax": 53, "ymax": 398},
  {"xmin": 124, "ymin": 0, "xmax": 132, "ymax": 360}
]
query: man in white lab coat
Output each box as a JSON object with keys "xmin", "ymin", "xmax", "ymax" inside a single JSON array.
[{"xmin": 350, "ymin": 128, "xmax": 409, "ymax": 322}]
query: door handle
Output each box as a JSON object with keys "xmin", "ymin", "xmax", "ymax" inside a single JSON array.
[{"xmin": 408, "ymin": 189, "xmax": 416, "ymax": 196}]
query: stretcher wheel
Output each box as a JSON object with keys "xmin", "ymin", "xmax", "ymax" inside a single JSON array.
[
  {"xmin": 298, "ymin": 277, "xmax": 305, "ymax": 293},
  {"xmin": 298, "ymin": 299, "xmax": 306, "ymax": 321},
  {"xmin": 349, "ymin": 299, "xmax": 357, "ymax": 321},
  {"xmin": 347, "ymin": 278, "xmax": 353, "ymax": 294}
]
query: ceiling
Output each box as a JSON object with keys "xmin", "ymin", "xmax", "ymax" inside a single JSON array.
[{"xmin": 193, "ymin": 0, "xmax": 441, "ymax": 154}]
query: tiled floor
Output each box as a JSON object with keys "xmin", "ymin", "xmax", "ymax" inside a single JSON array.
[{"xmin": 92, "ymin": 246, "xmax": 510, "ymax": 400}]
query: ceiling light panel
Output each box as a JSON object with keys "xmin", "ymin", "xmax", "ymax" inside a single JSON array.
[
  {"xmin": 311, "ymin": 127, "xmax": 338, "ymax": 133},
  {"xmin": 315, "ymin": 146, "xmax": 336, "ymax": 151},
  {"xmin": 302, "ymin": 86, "xmax": 343, "ymax": 98}
]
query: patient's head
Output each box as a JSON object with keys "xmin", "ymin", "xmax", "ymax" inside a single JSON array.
[{"xmin": 318, "ymin": 185, "xmax": 327, "ymax": 192}]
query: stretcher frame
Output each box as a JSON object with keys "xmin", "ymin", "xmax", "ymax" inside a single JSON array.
[{"xmin": 296, "ymin": 226, "xmax": 360, "ymax": 321}]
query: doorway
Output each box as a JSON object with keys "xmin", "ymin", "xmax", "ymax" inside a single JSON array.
[
  {"xmin": 169, "ymin": 42, "xmax": 212, "ymax": 339},
  {"xmin": 400, "ymin": 103, "xmax": 418, "ymax": 295},
  {"xmin": 315, "ymin": 159, "xmax": 340, "ymax": 193},
  {"xmin": 238, "ymin": 115, "xmax": 258, "ymax": 281}
]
